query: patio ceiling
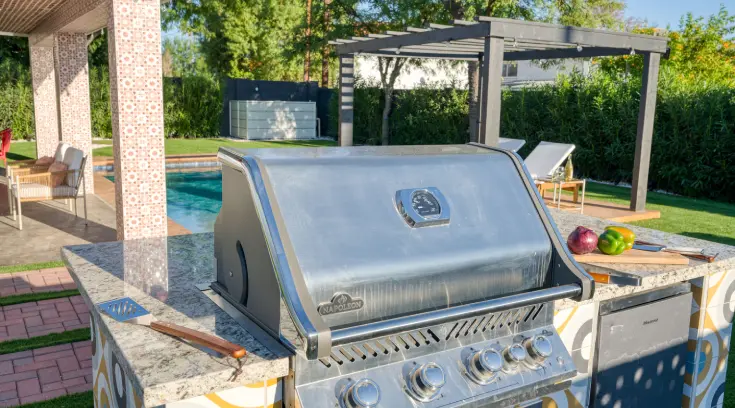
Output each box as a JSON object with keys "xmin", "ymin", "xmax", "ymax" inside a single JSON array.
[
  {"xmin": 331, "ymin": 17, "xmax": 669, "ymax": 61},
  {"xmin": 0, "ymin": 0, "xmax": 69, "ymax": 34}
]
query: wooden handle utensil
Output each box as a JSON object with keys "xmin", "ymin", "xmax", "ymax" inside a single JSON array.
[
  {"xmin": 151, "ymin": 321, "xmax": 247, "ymax": 359},
  {"xmin": 97, "ymin": 297, "xmax": 247, "ymax": 359}
]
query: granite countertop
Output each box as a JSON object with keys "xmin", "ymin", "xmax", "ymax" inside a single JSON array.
[
  {"xmin": 61, "ymin": 211, "xmax": 735, "ymax": 404},
  {"xmin": 61, "ymin": 233, "xmax": 291, "ymax": 407},
  {"xmin": 550, "ymin": 210, "xmax": 735, "ymax": 307}
]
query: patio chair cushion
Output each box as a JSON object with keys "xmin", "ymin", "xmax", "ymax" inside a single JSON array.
[
  {"xmin": 12, "ymin": 183, "xmax": 77, "ymax": 199},
  {"xmin": 524, "ymin": 141, "xmax": 576, "ymax": 179},
  {"xmin": 35, "ymin": 156, "xmax": 55, "ymax": 166},
  {"xmin": 54, "ymin": 143, "xmax": 71, "ymax": 162},
  {"xmin": 48, "ymin": 162, "xmax": 69, "ymax": 187},
  {"xmin": 61, "ymin": 147, "xmax": 84, "ymax": 187}
]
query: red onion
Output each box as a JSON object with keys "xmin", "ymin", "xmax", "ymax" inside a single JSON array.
[{"xmin": 567, "ymin": 226, "xmax": 598, "ymax": 255}]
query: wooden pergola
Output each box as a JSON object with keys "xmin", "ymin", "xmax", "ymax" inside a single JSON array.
[{"xmin": 332, "ymin": 18, "xmax": 669, "ymax": 211}]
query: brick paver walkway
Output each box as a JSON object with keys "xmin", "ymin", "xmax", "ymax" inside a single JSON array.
[
  {"xmin": 0, "ymin": 341, "xmax": 93, "ymax": 406},
  {"xmin": 0, "ymin": 268, "xmax": 76, "ymax": 297},
  {"xmin": 0, "ymin": 297, "xmax": 89, "ymax": 342}
]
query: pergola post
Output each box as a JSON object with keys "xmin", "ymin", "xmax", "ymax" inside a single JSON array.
[
  {"xmin": 54, "ymin": 33, "xmax": 94, "ymax": 193},
  {"xmin": 467, "ymin": 60, "xmax": 481, "ymax": 143},
  {"xmin": 338, "ymin": 54, "xmax": 354, "ymax": 146},
  {"xmin": 29, "ymin": 45, "xmax": 59, "ymax": 158},
  {"xmin": 107, "ymin": 0, "xmax": 167, "ymax": 240},
  {"xmin": 478, "ymin": 37, "xmax": 504, "ymax": 146},
  {"xmin": 630, "ymin": 52, "xmax": 661, "ymax": 212}
]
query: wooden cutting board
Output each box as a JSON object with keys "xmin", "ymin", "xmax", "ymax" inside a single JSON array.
[{"xmin": 573, "ymin": 248, "xmax": 689, "ymax": 265}]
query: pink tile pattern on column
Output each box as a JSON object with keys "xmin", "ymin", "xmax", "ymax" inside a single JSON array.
[
  {"xmin": 54, "ymin": 33, "xmax": 94, "ymax": 194},
  {"xmin": 29, "ymin": 46, "xmax": 59, "ymax": 159},
  {"xmin": 107, "ymin": 0, "xmax": 167, "ymax": 240}
]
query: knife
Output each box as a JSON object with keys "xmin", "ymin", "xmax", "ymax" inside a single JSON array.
[
  {"xmin": 98, "ymin": 297, "xmax": 247, "ymax": 359},
  {"xmin": 634, "ymin": 241, "xmax": 717, "ymax": 262}
]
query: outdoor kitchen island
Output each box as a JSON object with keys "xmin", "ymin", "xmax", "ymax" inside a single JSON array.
[{"xmin": 61, "ymin": 210, "xmax": 735, "ymax": 408}]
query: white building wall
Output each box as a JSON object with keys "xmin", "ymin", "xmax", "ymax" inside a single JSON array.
[{"xmin": 355, "ymin": 56, "xmax": 590, "ymax": 90}]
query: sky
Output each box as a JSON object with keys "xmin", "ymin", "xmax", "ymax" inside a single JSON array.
[{"xmin": 624, "ymin": 0, "xmax": 729, "ymax": 29}]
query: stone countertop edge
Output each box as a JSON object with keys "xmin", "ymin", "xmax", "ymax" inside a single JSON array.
[
  {"xmin": 550, "ymin": 210, "xmax": 735, "ymax": 309},
  {"xmin": 60, "ymin": 237, "xmax": 291, "ymax": 407}
]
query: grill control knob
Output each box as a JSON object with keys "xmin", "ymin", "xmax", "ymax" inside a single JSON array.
[
  {"xmin": 502, "ymin": 344, "xmax": 527, "ymax": 372},
  {"xmin": 343, "ymin": 379, "xmax": 380, "ymax": 408},
  {"xmin": 525, "ymin": 335, "xmax": 553, "ymax": 364},
  {"xmin": 409, "ymin": 362, "xmax": 445, "ymax": 401},
  {"xmin": 467, "ymin": 348, "xmax": 503, "ymax": 385}
]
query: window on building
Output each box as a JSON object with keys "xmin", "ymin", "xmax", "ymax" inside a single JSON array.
[{"xmin": 502, "ymin": 62, "xmax": 518, "ymax": 77}]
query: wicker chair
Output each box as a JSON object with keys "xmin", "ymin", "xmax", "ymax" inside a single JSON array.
[
  {"xmin": 7, "ymin": 142, "xmax": 71, "ymax": 181},
  {"xmin": 9, "ymin": 146, "xmax": 87, "ymax": 230}
]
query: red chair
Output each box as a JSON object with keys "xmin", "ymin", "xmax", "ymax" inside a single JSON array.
[{"xmin": 0, "ymin": 128, "xmax": 11, "ymax": 168}]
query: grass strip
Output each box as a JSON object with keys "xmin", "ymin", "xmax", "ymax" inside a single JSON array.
[
  {"xmin": 0, "ymin": 289, "xmax": 80, "ymax": 307},
  {"xmin": 16, "ymin": 391, "xmax": 94, "ymax": 408},
  {"xmin": 0, "ymin": 328, "xmax": 90, "ymax": 355},
  {"xmin": 0, "ymin": 261, "xmax": 65, "ymax": 274}
]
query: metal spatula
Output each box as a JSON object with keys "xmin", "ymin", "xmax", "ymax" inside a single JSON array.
[{"xmin": 98, "ymin": 297, "xmax": 246, "ymax": 359}]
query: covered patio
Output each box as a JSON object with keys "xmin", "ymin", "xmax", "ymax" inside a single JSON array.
[
  {"xmin": 0, "ymin": 0, "xmax": 168, "ymax": 241},
  {"xmin": 332, "ymin": 18, "xmax": 669, "ymax": 213}
]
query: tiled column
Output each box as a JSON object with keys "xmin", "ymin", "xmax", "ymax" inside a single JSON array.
[
  {"xmin": 29, "ymin": 45, "xmax": 60, "ymax": 158},
  {"xmin": 107, "ymin": 0, "xmax": 167, "ymax": 240},
  {"xmin": 55, "ymin": 33, "xmax": 94, "ymax": 193}
]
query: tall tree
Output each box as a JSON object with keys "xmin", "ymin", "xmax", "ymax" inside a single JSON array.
[
  {"xmin": 321, "ymin": 0, "xmax": 332, "ymax": 86},
  {"xmin": 163, "ymin": 0, "xmax": 305, "ymax": 80},
  {"xmin": 304, "ymin": 0, "xmax": 313, "ymax": 81}
]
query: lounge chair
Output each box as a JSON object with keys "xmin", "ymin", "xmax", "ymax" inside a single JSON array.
[
  {"xmin": 8, "ymin": 146, "xmax": 88, "ymax": 230},
  {"xmin": 523, "ymin": 141, "xmax": 576, "ymax": 180},
  {"xmin": 498, "ymin": 138, "xmax": 526, "ymax": 152}
]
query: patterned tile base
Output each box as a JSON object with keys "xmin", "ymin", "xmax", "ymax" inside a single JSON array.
[
  {"xmin": 684, "ymin": 271, "xmax": 735, "ymax": 408},
  {"xmin": 539, "ymin": 302, "xmax": 597, "ymax": 408},
  {"xmin": 90, "ymin": 313, "xmax": 283, "ymax": 408}
]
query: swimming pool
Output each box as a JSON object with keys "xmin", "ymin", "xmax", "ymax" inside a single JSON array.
[
  {"xmin": 107, "ymin": 171, "xmax": 223, "ymax": 233},
  {"xmin": 166, "ymin": 172, "xmax": 222, "ymax": 233}
]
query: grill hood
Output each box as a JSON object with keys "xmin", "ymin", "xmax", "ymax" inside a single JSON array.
[{"xmin": 214, "ymin": 144, "xmax": 592, "ymax": 359}]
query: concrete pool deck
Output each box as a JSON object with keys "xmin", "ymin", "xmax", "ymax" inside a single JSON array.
[{"xmin": 0, "ymin": 175, "xmax": 189, "ymax": 266}]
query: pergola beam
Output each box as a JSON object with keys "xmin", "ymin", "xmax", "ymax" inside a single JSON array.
[
  {"xmin": 336, "ymin": 23, "xmax": 491, "ymax": 55},
  {"xmin": 503, "ymin": 46, "xmax": 637, "ymax": 61},
  {"xmin": 360, "ymin": 50, "xmax": 480, "ymax": 60},
  {"xmin": 339, "ymin": 55, "xmax": 355, "ymax": 146},
  {"xmin": 479, "ymin": 37, "xmax": 504, "ymax": 147},
  {"xmin": 481, "ymin": 17, "xmax": 668, "ymax": 53},
  {"xmin": 631, "ymin": 52, "xmax": 661, "ymax": 211}
]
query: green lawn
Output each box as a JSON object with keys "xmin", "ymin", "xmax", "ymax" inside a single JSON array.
[
  {"xmin": 17, "ymin": 392, "xmax": 94, "ymax": 408},
  {"xmin": 91, "ymin": 138, "xmax": 336, "ymax": 156},
  {"xmin": 573, "ymin": 182, "xmax": 735, "ymax": 246},
  {"xmin": 4, "ymin": 138, "xmax": 336, "ymax": 164}
]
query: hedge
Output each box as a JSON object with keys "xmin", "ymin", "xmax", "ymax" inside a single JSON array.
[
  {"xmin": 0, "ymin": 64, "xmax": 221, "ymax": 139},
  {"xmin": 2, "ymin": 63, "xmax": 734, "ymax": 202}
]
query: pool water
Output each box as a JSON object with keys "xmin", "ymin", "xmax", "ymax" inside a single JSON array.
[
  {"xmin": 166, "ymin": 172, "xmax": 222, "ymax": 232},
  {"xmin": 107, "ymin": 171, "xmax": 223, "ymax": 233}
]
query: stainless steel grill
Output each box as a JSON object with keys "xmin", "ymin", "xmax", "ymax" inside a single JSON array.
[{"xmin": 212, "ymin": 144, "xmax": 593, "ymax": 408}]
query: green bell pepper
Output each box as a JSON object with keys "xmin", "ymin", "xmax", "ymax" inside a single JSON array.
[{"xmin": 597, "ymin": 229, "xmax": 627, "ymax": 255}]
